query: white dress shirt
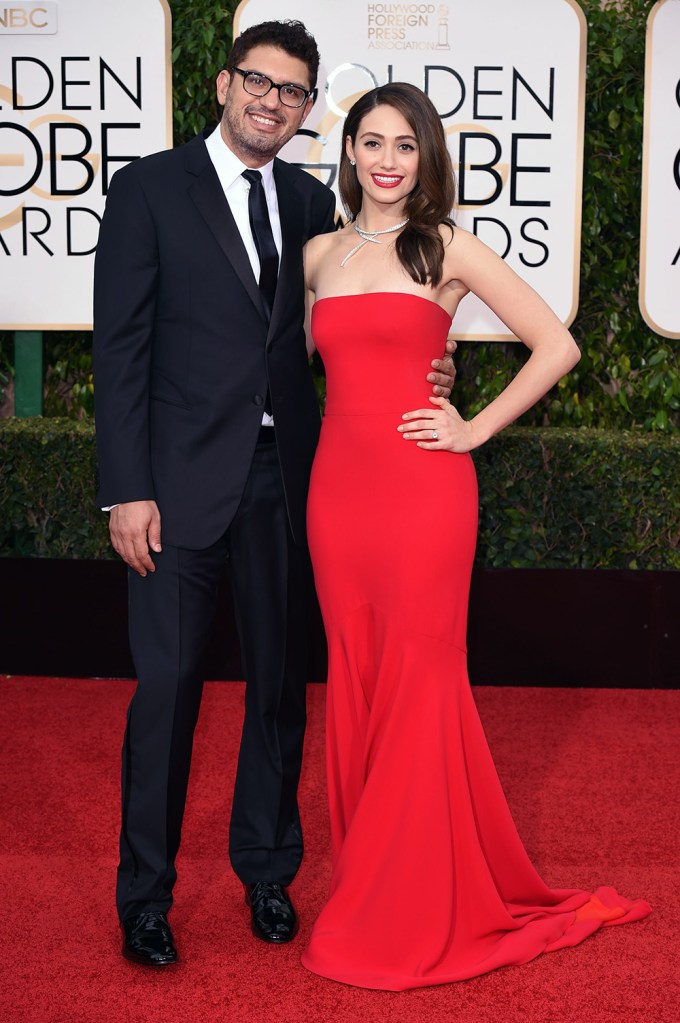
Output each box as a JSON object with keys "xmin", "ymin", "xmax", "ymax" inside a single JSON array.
[
  {"xmin": 205, "ymin": 123, "xmax": 282, "ymax": 283},
  {"xmin": 206, "ymin": 123, "xmax": 280, "ymax": 427}
]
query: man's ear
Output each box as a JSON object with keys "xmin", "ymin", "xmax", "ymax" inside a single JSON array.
[
  {"xmin": 216, "ymin": 69, "xmax": 231, "ymax": 106},
  {"xmin": 298, "ymin": 93, "xmax": 315, "ymax": 128}
]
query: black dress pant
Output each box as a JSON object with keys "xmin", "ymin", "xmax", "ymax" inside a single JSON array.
[{"xmin": 116, "ymin": 438, "xmax": 310, "ymax": 921}]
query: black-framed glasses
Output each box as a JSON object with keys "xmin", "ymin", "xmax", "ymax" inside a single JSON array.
[{"xmin": 230, "ymin": 67, "xmax": 312, "ymax": 108}]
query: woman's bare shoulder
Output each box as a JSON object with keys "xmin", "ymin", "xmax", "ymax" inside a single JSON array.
[
  {"xmin": 439, "ymin": 221, "xmax": 480, "ymax": 250},
  {"xmin": 442, "ymin": 223, "xmax": 497, "ymax": 273},
  {"xmin": 305, "ymin": 227, "xmax": 346, "ymax": 259},
  {"xmin": 305, "ymin": 226, "xmax": 350, "ymax": 289},
  {"xmin": 437, "ymin": 219, "xmax": 457, "ymax": 246}
]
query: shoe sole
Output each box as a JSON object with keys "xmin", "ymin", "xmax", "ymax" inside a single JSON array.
[
  {"xmin": 249, "ymin": 920, "xmax": 299, "ymax": 944},
  {"xmin": 122, "ymin": 946, "xmax": 179, "ymax": 967}
]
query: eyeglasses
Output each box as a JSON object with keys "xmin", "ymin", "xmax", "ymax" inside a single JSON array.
[{"xmin": 230, "ymin": 67, "xmax": 312, "ymax": 109}]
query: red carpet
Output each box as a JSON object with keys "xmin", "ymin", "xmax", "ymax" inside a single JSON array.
[{"xmin": 1, "ymin": 678, "xmax": 675, "ymax": 1023}]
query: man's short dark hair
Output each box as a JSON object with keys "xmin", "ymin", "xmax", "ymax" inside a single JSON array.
[{"xmin": 228, "ymin": 19, "xmax": 321, "ymax": 92}]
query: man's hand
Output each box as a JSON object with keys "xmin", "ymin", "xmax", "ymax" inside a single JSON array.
[
  {"xmin": 427, "ymin": 338, "xmax": 457, "ymax": 397},
  {"xmin": 109, "ymin": 500, "xmax": 162, "ymax": 577}
]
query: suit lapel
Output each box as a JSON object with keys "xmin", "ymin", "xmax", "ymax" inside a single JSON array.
[
  {"xmin": 270, "ymin": 160, "xmax": 305, "ymax": 338},
  {"xmin": 185, "ymin": 134, "xmax": 266, "ymax": 322}
]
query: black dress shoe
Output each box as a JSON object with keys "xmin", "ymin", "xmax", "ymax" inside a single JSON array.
[
  {"xmin": 245, "ymin": 882, "xmax": 299, "ymax": 943},
  {"xmin": 121, "ymin": 911, "xmax": 178, "ymax": 966}
]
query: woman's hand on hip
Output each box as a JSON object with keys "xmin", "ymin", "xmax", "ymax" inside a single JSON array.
[{"xmin": 398, "ymin": 395, "xmax": 481, "ymax": 453}]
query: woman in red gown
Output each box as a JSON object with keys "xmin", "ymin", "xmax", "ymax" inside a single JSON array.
[{"xmin": 301, "ymin": 83, "xmax": 650, "ymax": 990}]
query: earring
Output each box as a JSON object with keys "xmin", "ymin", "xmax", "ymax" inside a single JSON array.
[{"xmin": 350, "ymin": 159, "xmax": 356, "ymax": 166}]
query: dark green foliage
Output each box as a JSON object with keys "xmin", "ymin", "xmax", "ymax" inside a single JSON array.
[
  {"xmin": 474, "ymin": 427, "xmax": 679, "ymax": 569},
  {"xmin": 0, "ymin": 332, "xmax": 95, "ymax": 418},
  {"xmin": 0, "ymin": 419, "xmax": 109, "ymax": 558},
  {"xmin": 1, "ymin": 419, "xmax": 677, "ymax": 568},
  {"xmin": 0, "ymin": 334, "xmax": 11, "ymax": 413},
  {"xmin": 169, "ymin": 0, "xmax": 236, "ymax": 144},
  {"xmin": 42, "ymin": 333, "xmax": 95, "ymax": 417}
]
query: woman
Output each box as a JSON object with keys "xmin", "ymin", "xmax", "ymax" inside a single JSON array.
[{"xmin": 300, "ymin": 83, "xmax": 649, "ymax": 990}]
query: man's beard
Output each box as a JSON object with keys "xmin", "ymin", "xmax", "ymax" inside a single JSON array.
[{"xmin": 222, "ymin": 102, "xmax": 294, "ymax": 161}]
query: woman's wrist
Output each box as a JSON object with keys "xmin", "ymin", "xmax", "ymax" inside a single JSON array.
[{"xmin": 464, "ymin": 415, "xmax": 490, "ymax": 450}]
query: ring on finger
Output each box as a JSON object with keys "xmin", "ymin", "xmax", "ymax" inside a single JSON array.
[{"xmin": 432, "ymin": 430, "xmax": 438, "ymax": 440}]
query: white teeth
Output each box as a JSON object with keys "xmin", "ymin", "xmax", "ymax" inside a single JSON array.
[
  {"xmin": 374, "ymin": 175, "xmax": 401, "ymax": 183},
  {"xmin": 252, "ymin": 114, "xmax": 278, "ymax": 126}
]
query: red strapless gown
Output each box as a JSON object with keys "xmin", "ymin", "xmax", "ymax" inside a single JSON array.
[{"xmin": 302, "ymin": 293, "xmax": 650, "ymax": 990}]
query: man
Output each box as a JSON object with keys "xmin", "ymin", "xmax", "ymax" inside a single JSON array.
[{"xmin": 94, "ymin": 19, "xmax": 455, "ymax": 967}]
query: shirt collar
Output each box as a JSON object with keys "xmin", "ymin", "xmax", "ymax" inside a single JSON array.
[{"xmin": 206, "ymin": 124, "xmax": 276, "ymax": 192}]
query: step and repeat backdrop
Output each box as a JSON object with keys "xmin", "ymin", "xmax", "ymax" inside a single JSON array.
[
  {"xmin": 236, "ymin": 0, "xmax": 586, "ymax": 339},
  {"xmin": 0, "ymin": 0, "xmax": 171, "ymax": 328},
  {"xmin": 640, "ymin": 0, "xmax": 680, "ymax": 340},
  {"xmin": 0, "ymin": 0, "xmax": 678, "ymax": 338}
]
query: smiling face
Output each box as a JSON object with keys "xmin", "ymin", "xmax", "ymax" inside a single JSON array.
[
  {"xmin": 346, "ymin": 103, "xmax": 420, "ymax": 214},
  {"xmin": 216, "ymin": 44, "xmax": 313, "ymax": 166}
]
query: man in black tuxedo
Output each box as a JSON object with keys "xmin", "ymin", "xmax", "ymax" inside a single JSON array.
[{"xmin": 94, "ymin": 19, "xmax": 454, "ymax": 967}]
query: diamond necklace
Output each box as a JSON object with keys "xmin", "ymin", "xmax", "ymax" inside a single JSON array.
[{"xmin": 340, "ymin": 218, "xmax": 409, "ymax": 268}]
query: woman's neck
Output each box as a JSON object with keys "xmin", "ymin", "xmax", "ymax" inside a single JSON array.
[{"xmin": 355, "ymin": 197, "xmax": 408, "ymax": 235}]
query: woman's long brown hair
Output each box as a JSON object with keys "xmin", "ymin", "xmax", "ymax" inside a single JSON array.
[{"xmin": 339, "ymin": 82, "xmax": 456, "ymax": 287}]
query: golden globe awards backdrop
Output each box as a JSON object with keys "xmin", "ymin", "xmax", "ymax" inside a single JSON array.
[
  {"xmin": 639, "ymin": 0, "xmax": 680, "ymax": 340},
  {"xmin": 235, "ymin": 0, "xmax": 586, "ymax": 339},
  {"xmin": 0, "ymin": 0, "xmax": 171, "ymax": 329}
]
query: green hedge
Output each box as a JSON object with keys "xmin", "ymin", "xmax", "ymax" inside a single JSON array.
[
  {"xmin": 0, "ymin": 420, "xmax": 108, "ymax": 559},
  {"xmin": 1, "ymin": 420, "xmax": 677, "ymax": 569}
]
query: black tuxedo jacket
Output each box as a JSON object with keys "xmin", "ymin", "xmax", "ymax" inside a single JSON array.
[{"xmin": 93, "ymin": 132, "xmax": 336, "ymax": 549}]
